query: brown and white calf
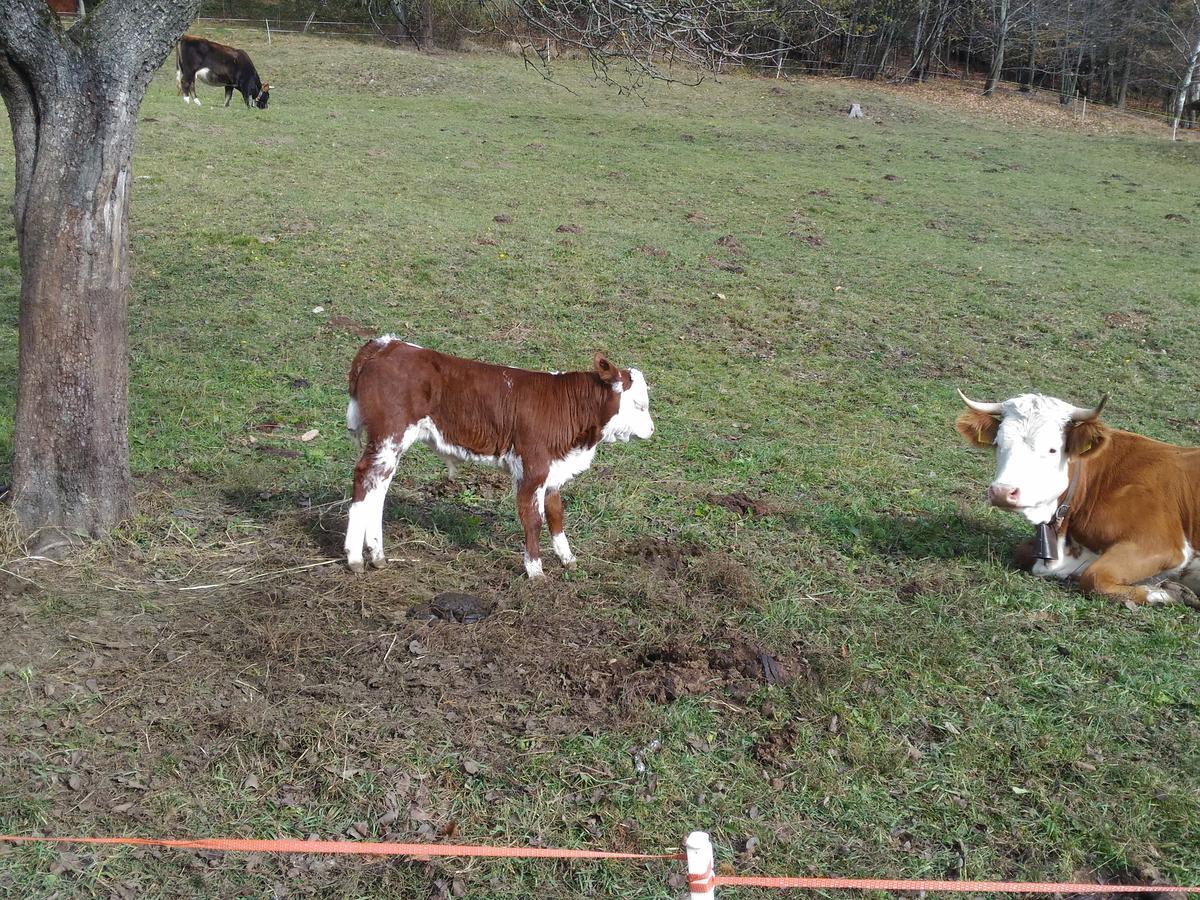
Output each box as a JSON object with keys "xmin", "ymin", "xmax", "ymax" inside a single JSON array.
[
  {"xmin": 344, "ymin": 339, "xmax": 654, "ymax": 577},
  {"xmin": 176, "ymin": 35, "xmax": 270, "ymax": 109},
  {"xmin": 957, "ymin": 391, "xmax": 1200, "ymax": 608}
]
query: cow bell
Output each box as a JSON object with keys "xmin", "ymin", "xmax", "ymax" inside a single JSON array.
[{"xmin": 1034, "ymin": 523, "xmax": 1059, "ymax": 561}]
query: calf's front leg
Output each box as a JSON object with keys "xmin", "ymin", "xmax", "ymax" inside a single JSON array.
[
  {"xmin": 345, "ymin": 438, "xmax": 400, "ymax": 574},
  {"xmin": 224, "ymin": 86, "xmax": 234, "ymax": 107},
  {"xmin": 1078, "ymin": 541, "xmax": 1181, "ymax": 609},
  {"xmin": 516, "ymin": 477, "xmax": 547, "ymax": 578}
]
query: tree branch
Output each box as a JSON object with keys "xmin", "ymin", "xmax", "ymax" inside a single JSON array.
[
  {"xmin": 0, "ymin": 0, "xmax": 69, "ymax": 83},
  {"xmin": 80, "ymin": 0, "xmax": 202, "ymax": 92},
  {"xmin": 0, "ymin": 52, "xmax": 38, "ymax": 237}
]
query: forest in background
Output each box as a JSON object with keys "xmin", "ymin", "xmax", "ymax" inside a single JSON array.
[{"xmin": 196, "ymin": 0, "xmax": 1200, "ymax": 122}]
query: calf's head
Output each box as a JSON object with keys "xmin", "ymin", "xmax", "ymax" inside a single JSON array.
[
  {"xmin": 956, "ymin": 390, "xmax": 1109, "ymax": 524},
  {"xmin": 594, "ymin": 352, "xmax": 654, "ymax": 442},
  {"xmin": 254, "ymin": 82, "xmax": 270, "ymax": 109}
]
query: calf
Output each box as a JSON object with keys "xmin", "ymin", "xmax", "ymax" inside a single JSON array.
[
  {"xmin": 956, "ymin": 390, "xmax": 1200, "ymax": 608},
  {"xmin": 176, "ymin": 35, "xmax": 270, "ymax": 109},
  {"xmin": 344, "ymin": 339, "xmax": 654, "ymax": 577}
]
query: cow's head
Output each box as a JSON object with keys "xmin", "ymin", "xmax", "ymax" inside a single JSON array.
[
  {"xmin": 956, "ymin": 391, "xmax": 1110, "ymax": 524},
  {"xmin": 595, "ymin": 352, "xmax": 654, "ymax": 442},
  {"xmin": 255, "ymin": 83, "xmax": 270, "ymax": 109}
]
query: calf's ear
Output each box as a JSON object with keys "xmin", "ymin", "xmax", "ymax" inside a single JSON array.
[
  {"xmin": 593, "ymin": 351, "xmax": 621, "ymax": 384},
  {"xmin": 1065, "ymin": 420, "xmax": 1109, "ymax": 458},
  {"xmin": 955, "ymin": 410, "xmax": 999, "ymax": 448}
]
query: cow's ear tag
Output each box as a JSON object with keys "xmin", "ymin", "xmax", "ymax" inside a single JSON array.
[{"xmin": 1034, "ymin": 523, "xmax": 1058, "ymax": 560}]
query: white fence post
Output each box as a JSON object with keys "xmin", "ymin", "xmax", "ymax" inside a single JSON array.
[
  {"xmin": 686, "ymin": 831, "xmax": 716, "ymax": 900},
  {"xmin": 265, "ymin": 18, "xmax": 271, "ymax": 43}
]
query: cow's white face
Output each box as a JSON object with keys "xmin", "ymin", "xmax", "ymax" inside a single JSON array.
[
  {"xmin": 603, "ymin": 368, "xmax": 655, "ymax": 443},
  {"xmin": 983, "ymin": 394, "xmax": 1077, "ymax": 524}
]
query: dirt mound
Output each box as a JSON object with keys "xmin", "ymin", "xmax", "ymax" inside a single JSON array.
[{"xmin": 566, "ymin": 634, "xmax": 794, "ymax": 709}]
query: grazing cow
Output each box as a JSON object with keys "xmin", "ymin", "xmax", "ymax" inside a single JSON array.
[
  {"xmin": 176, "ymin": 35, "xmax": 270, "ymax": 109},
  {"xmin": 344, "ymin": 339, "xmax": 654, "ymax": 577},
  {"xmin": 956, "ymin": 391, "xmax": 1200, "ymax": 608}
]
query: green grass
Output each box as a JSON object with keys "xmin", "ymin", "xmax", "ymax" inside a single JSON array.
[{"xmin": 2, "ymin": 27, "xmax": 1200, "ymax": 898}]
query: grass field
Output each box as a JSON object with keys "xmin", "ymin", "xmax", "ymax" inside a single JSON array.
[{"xmin": 1, "ymin": 26, "xmax": 1199, "ymax": 899}]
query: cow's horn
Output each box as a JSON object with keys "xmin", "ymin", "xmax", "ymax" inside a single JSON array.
[
  {"xmin": 957, "ymin": 389, "xmax": 1003, "ymax": 415},
  {"xmin": 1069, "ymin": 393, "xmax": 1109, "ymax": 422}
]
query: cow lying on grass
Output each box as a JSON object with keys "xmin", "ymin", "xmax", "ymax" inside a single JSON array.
[
  {"xmin": 957, "ymin": 390, "xmax": 1200, "ymax": 608},
  {"xmin": 344, "ymin": 339, "xmax": 654, "ymax": 577},
  {"xmin": 176, "ymin": 35, "xmax": 270, "ymax": 109}
]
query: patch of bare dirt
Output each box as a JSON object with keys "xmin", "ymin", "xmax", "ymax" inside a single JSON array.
[
  {"xmin": 634, "ymin": 244, "xmax": 668, "ymax": 258},
  {"xmin": 707, "ymin": 257, "xmax": 746, "ymax": 274},
  {"xmin": 324, "ymin": 315, "xmax": 376, "ymax": 339},
  {"xmin": 706, "ymin": 491, "xmax": 774, "ymax": 517},
  {"xmin": 1104, "ymin": 311, "xmax": 1149, "ymax": 330},
  {"xmin": 555, "ymin": 223, "xmax": 582, "ymax": 234},
  {"xmin": 715, "ymin": 234, "xmax": 744, "ymax": 255},
  {"xmin": 567, "ymin": 634, "xmax": 795, "ymax": 709}
]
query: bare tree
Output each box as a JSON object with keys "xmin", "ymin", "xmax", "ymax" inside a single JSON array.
[
  {"xmin": 370, "ymin": 0, "xmax": 794, "ymax": 86},
  {"xmin": 0, "ymin": 0, "xmax": 201, "ymax": 548},
  {"xmin": 983, "ymin": 0, "xmax": 1010, "ymax": 94},
  {"xmin": 1165, "ymin": 0, "xmax": 1200, "ymax": 134}
]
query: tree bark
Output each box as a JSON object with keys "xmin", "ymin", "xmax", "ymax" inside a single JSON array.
[{"xmin": 0, "ymin": 0, "xmax": 200, "ymax": 545}]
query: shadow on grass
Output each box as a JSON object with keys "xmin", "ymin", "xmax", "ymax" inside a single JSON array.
[
  {"xmin": 802, "ymin": 506, "xmax": 1024, "ymax": 565},
  {"xmin": 223, "ymin": 482, "xmax": 507, "ymax": 558}
]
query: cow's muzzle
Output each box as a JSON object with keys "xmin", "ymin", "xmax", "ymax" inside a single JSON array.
[{"xmin": 988, "ymin": 483, "xmax": 1021, "ymax": 508}]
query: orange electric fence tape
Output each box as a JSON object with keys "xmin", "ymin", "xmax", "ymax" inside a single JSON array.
[
  {"xmin": 2, "ymin": 834, "xmax": 1198, "ymax": 895},
  {"xmin": 0, "ymin": 834, "xmax": 681, "ymax": 861}
]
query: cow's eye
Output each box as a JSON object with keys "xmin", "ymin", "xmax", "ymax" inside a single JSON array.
[{"xmin": 1049, "ymin": 448, "xmax": 1058, "ymax": 454}]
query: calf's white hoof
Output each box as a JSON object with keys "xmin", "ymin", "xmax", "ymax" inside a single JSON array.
[
  {"xmin": 347, "ymin": 559, "xmax": 366, "ymax": 575},
  {"xmin": 369, "ymin": 555, "xmax": 388, "ymax": 569}
]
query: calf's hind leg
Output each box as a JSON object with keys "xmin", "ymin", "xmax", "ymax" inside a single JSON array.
[{"xmin": 345, "ymin": 436, "xmax": 402, "ymax": 573}]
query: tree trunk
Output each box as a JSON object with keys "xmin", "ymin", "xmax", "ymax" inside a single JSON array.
[
  {"xmin": 1021, "ymin": 20, "xmax": 1037, "ymax": 91},
  {"xmin": 1061, "ymin": 42, "xmax": 1084, "ymax": 105},
  {"xmin": 1, "ymin": 0, "xmax": 201, "ymax": 546},
  {"xmin": 1171, "ymin": 29, "xmax": 1200, "ymax": 137},
  {"xmin": 984, "ymin": 0, "xmax": 1008, "ymax": 95},
  {"xmin": 420, "ymin": 0, "xmax": 435, "ymax": 48},
  {"xmin": 12, "ymin": 90, "xmax": 135, "ymax": 539},
  {"xmin": 1116, "ymin": 48, "xmax": 1131, "ymax": 109}
]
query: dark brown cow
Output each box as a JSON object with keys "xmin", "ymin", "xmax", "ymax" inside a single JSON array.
[
  {"xmin": 344, "ymin": 338, "xmax": 654, "ymax": 577},
  {"xmin": 957, "ymin": 391, "xmax": 1200, "ymax": 608},
  {"xmin": 176, "ymin": 35, "xmax": 270, "ymax": 109}
]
